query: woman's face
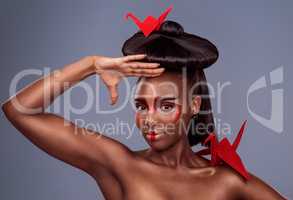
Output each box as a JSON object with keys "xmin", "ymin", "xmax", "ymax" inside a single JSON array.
[{"xmin": 134, "ymin": 71, "xmax": 198, "ymax": 150}]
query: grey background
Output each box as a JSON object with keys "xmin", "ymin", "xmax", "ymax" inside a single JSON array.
[{"xmin": 0, "ymin": 0, "xmax": 292, "ymax": 199}]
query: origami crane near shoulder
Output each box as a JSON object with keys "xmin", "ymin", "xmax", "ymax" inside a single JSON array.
[{"xmin": 196, "ymin": 120, "xmax": 251, "ymax": 180}]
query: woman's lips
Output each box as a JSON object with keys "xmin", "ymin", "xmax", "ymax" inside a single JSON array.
[
  {"xmin": 147, "ymin": 131, "xmax": 157, "ymax": 135},
  {"xmin": 146, "ymin": 131, "xmax": 164, "ymax": 141}
]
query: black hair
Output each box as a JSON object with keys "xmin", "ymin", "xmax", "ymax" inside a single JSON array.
[{"xmin": 122, "ymin": 20, "xmax": 219, "ymax": 146}]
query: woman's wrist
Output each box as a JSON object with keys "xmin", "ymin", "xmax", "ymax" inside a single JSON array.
[
  {"xmin": 91, "ymin": 55, "xmax": 108, "ymax": 75},
  {"xmin": 80, "ymin": 56, "xmax": 98, "ymax": 78}
]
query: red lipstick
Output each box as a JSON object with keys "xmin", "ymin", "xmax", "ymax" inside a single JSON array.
[
  {"xmin": 146, "ymin": 131, "xmax": 160, "ymax": 142},
  {"xmin": 148, "ymin": 131, "xmax": 157, "ymax": 135}
]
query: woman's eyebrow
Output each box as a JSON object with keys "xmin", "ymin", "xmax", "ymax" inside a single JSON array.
[
  {"xmin": 134, "ymin": 97, "xmax": 146, "ymax": 102},
  {"xmin": 159, "ymin": 97, "xmax": 177, "ymax": 101},
  {"xmin": 134, "ymin": 96, "xmax": 178, "ymax": 102}
]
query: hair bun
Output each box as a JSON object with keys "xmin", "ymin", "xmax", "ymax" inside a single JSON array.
[
  {"xmin": 122, "ymin": 20, "xmax": 219, "ymax": 69},
  {"xmin": 159, "ymin": 21, "xmax": 184, "ymax": 36}
]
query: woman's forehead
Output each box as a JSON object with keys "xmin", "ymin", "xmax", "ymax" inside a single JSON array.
[{"xmin": 135, "ymin": 74, "xmax": 184, "ymax": 97}]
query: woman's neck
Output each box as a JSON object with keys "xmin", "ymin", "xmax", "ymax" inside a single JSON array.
[{"xmin": 146, "ymin": 137, "xmax": 203, "ymax": 170}]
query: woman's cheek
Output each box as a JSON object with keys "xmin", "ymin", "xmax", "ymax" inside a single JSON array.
[
  {"xmin": 173, "ymin": 104, "xmax": 182, "ymax": 122},
  {"xmin": 135, "ymin": 113, "xmax": 142, "ymax": 128},
  {"xmin": 160, "ymin": 104, "xmax": 182, "ymax": 123},
  {"xmin": 135, "ymin": 112, "xmax": 148, "ymax": 131}
]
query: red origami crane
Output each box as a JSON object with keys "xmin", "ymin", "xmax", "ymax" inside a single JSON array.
[
  {"xmin": 196, "ymin": 120, "xmax": 251, "ymax": 180},
  {"xmin": 125, "ymin": 5, "xmax": 173, "ymax": 37}
]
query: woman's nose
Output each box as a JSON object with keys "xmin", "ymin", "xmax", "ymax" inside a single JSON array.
[{"xmin": 144, "ymin": 112, "xmax": 158, "ymax": 128}]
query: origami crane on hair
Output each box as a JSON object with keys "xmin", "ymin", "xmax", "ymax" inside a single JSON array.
[
  {"xmin": 125, "ymin": 5, "xmax": 173, "ymax": 37},
  {"xmin": 196, "ymin": 120, "xmax": 251, "ymax": 180}
]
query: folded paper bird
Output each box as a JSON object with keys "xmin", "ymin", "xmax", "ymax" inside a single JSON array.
[
  {"xmin": 196, "ymin": 120, "xmax": 251, "ymax": 180},
  {"xmin": 125, "ymin": 5, "xmax": 173, "ymax": 37}
]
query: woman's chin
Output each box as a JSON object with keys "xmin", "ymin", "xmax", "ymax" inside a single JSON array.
[{"xmin": 145, "ymin": 136, "xmax": 172, "ymax": 150}]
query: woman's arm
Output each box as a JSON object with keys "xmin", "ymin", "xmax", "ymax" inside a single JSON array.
[
  {"xmin": 240, "ymin": 173, "xmax": 287, "ymax": 200},
  {"xmin": 2, "ymin": 55, "xmax": 163, "ymax": 176}
]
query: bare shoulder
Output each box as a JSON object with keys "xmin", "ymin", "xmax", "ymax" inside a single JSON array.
[
  {"xmin": 213, "ymin": 166, "xmax": 287, "ymax": 199},
  {"xmin": 190, "ymin": 154, "xmax": 247, "ymax": 198},
  {"xmin": 214, "ymin": 165, "xmax": 246, "ymax": 185},
  {"xmin": 240, "ymin": 172, "xmax": 287, "ymax": 199}
]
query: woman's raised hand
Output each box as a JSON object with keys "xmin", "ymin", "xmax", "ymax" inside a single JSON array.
[{"xmin": 92, "ymin": 54, "xmax": 165, "ymax": 105}]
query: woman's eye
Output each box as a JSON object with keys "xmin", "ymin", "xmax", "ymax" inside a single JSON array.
[
  {"xmin": 160, "ymin": 104, "xmax": 175, "ymax": 112},
  {"xmin": 135, "ymin": 104, "xmax": 147, "ymax": 111}
]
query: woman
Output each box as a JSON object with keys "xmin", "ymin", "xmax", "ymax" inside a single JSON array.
[{"xmin": 2, "ymin": 21, "xmax": 286, "ymax": 200}]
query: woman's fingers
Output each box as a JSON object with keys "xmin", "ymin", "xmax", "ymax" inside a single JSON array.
[
  {"xmin": 108, "ymin": 85, "xmax": 119, "ymax": 105},
  {"xmin": 129, "ymin": 72, "xmax": 163, "ymax": 77},
  {"xmin": 126, "ymin": 68, "xmax": 165, "ymax": 77},
  {"xmin": 133, "ymin": 67, "xmax": 165, "ymax": 74},
  {"xmin": 125, "ymin": 68, "xmax": 165, "ymax": 75},
  {"xmin": 126, "ymin": 62, "xmax": 160, "ymax": 69},
  {"xmin": 117, "ymin": 54, "xmax": 165, "ymax": 77},
  {"xmin": 122, "ymin": 54, "xmax": 147, "ymax": 62}
]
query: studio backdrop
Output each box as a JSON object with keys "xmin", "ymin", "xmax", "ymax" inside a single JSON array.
[{"xmin": 0, "ymin": 0, "xmax": 292, "ymax": 199}]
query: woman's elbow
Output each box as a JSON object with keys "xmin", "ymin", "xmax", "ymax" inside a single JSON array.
[{"xmin": 2, "ymin": 99, "xmax": 23, "ymax": 122}]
